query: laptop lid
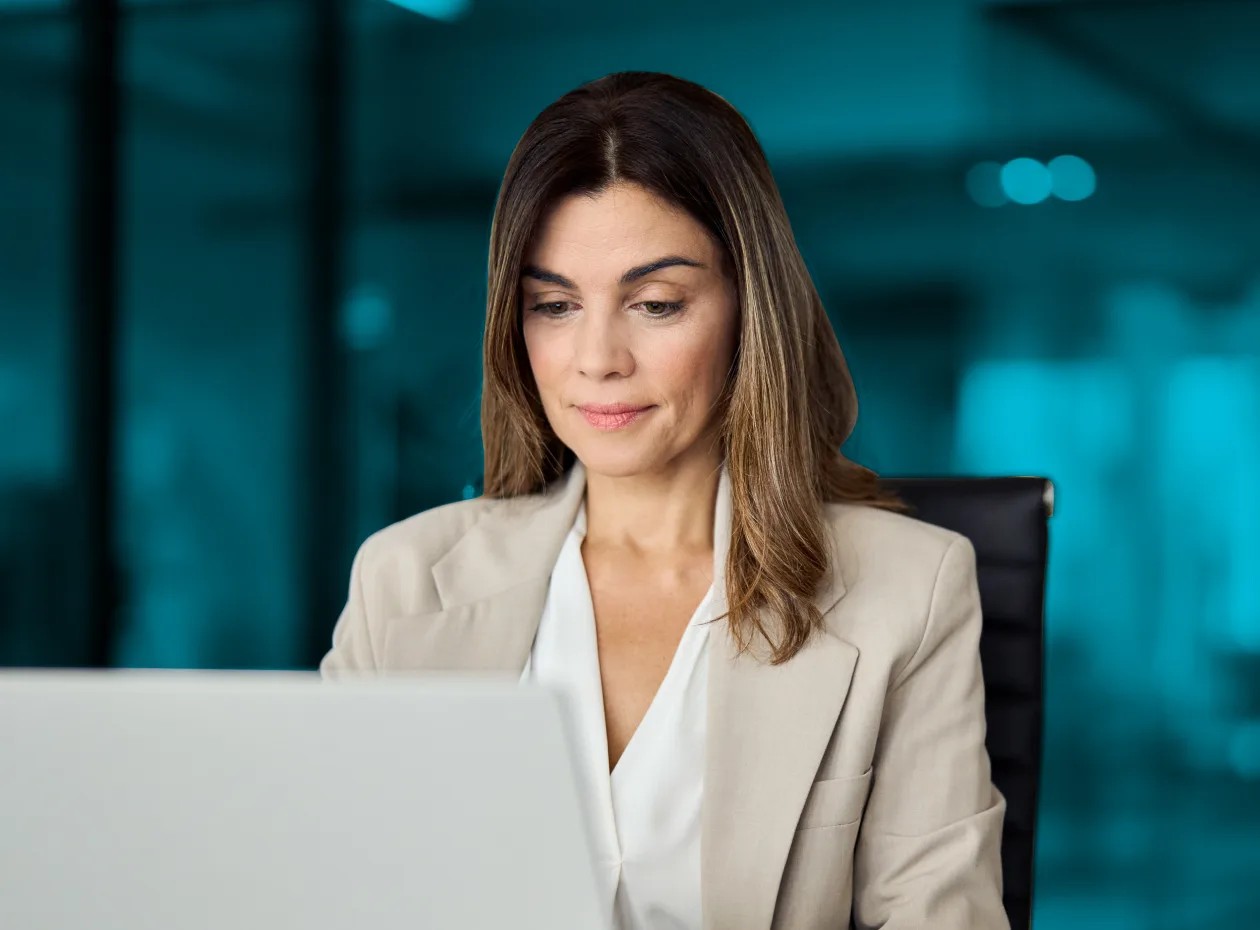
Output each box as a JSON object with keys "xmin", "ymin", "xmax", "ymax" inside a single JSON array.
[{"xmin": 0, "ymin": 670, "xmax": 608, "ymax": 930}]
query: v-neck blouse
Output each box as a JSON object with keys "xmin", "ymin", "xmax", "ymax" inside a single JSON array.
[{"xmin": 520, "ymin": 470, "xmax": 730, "ymax": 930}]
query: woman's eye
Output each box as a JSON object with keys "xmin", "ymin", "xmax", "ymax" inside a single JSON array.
[
  {"xmin": 528, "ymin": 301, "xmax": 571, "ymax": 316},
  {"xmin": 638, "ymin": 301, "xmax": 685, "ymax": 317},
  {"xmin": 526, "ymin": 299, "xmax": 684, "ymax": 317}
]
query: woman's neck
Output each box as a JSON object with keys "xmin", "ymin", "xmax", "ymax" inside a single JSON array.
[{"xmin": 582, "ymin": 447, "xmax": 722, "ymax": 557}]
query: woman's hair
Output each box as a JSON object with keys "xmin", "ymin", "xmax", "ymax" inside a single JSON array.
[{"xmin": 481, "ymin": 70, "xmax": 899, "ymax": 664}]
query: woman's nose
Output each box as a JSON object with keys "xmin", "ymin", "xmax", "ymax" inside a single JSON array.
[{"xmin": 574, "ymin": 309, "xmax": 634, "ymax": 380}]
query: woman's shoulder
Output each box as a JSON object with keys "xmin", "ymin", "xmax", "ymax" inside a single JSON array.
[
  {"xmin": 824, "ymin": 499, "xmax": 967, "ymax": 566},
  {"xmin": 358, "ymin": 495, "xmax": 509, "ymax": 565},
  {"xmin": 821, "ymin": 500, "xmax": 976, "ymax": 620}
]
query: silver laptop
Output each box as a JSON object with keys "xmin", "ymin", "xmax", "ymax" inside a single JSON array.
[{"xmin": 0, "ymin": 670, "xmax": 608, "ymax": 930}]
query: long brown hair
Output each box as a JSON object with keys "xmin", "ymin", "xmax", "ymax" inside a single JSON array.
[{"xmin": 481, "ymin": 71, "xmax": 898, "ymax": 664}]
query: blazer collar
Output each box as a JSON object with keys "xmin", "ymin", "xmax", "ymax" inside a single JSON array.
[{"xmin": 431, "ymin": 462, "xmax": 588, "ymax": 610}]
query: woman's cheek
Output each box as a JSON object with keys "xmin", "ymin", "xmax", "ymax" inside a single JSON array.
[{"xmin": 524, "ymin": 328, "xmax": 567, "ymax": 395}]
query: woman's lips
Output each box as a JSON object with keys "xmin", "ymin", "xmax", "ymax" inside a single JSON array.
[{"xmin": 576, "ymin": 404, "xmax": 654, "ymax": 431}]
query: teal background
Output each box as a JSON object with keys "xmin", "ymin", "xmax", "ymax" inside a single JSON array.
[{"xmin": 2, "ymin": 0, "xmax": 1259, "ymax": 925}]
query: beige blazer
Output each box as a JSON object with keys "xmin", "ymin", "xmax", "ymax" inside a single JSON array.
[{"xmin": 321, "ymin": 463, "xmax": 1009, "ymax": 930}]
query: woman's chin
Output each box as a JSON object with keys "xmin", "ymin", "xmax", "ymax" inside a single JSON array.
[{"xmin": 570, "ymin": 443, "xmax": 670, "ymax": 481}]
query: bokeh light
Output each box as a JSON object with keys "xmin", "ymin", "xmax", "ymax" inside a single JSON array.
[
  {"xmin": 966, "ymin": 161, "xmax": 1008, "ymax": 208},
  {"xmin": 385, "ymin": 0, "xmax": 471, "ymax": 19},
  {"xmin": 1049, "ymin": 154, "xmax": 1097, "ymax": 201},
  {"xmin": 1000, "ymin": 158, "xmax": 1053, "ymax": 205},
  {"xmin": 341, "ymin": 284, "xmax": 394, "ymax": 351}
]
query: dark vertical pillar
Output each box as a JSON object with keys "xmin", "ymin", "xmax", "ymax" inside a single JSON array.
[
  {"xmin": 302, "ymin": 0, "xmax": 349, "ymax": 668},
  {"xmin": 72, "ymin": 0, "xmax": 121, "ymax": 667}
]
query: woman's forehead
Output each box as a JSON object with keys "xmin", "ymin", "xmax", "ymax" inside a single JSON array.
[{"xmin": 526, "ymin": 191, "xmax": 721, "ymax": 280}]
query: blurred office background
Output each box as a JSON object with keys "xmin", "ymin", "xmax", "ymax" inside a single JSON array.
[{"xmin": 2, "ymin": 0, "xmax": 1258, "ymax": 924}]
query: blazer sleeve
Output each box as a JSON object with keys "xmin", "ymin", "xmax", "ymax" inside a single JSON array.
[
  {"xmin": 852, "ymin": 535, "xmax": 1010, "ymax": 930},
  {"xmin": 319, "ymin": 541, "xmax": 378, "ymax": 675}
]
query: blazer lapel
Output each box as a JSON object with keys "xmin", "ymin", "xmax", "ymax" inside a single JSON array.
[
  {"xmin": 379, "ymin": 463, "xmax": 587, "ymax": 673},
  {"xmin": 702, "ymin": 550, "xmax": 858, "ymax": 930},
  {"xmin": 378, "ymin": 581, "xmax": 553, "ymax": 671}
]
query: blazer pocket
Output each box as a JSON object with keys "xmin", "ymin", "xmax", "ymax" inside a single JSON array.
[{"xmin": 796, "ymin": 767, "xmax": 873, "ymax": 831}]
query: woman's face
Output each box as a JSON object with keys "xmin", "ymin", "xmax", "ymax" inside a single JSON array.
[{"xmin": 521, "ymin": 181, "xmax": 739, "ymax": 479}]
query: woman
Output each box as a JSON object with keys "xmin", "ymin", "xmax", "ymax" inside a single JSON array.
[{"xmin": 322, "ymin": 71, "xmax": 1008, "ymax": 930}]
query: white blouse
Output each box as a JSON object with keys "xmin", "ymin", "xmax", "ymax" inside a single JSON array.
[{"xmin": 520, "ymin": 469, "xmax": 731, "ymax": 930}]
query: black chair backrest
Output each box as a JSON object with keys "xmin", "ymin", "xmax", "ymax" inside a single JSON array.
[{"xmin": 879, "ymin": 476, "xmax": 1050, "ymax": 930}]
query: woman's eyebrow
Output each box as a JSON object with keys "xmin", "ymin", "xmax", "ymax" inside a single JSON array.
[
  {"xmin": 620, "ymin": 255, "xmax": 706, "ymax": 283},
  {"xmin": 521, "ymin": 255, "xmax": 706, "ymax": 288},
  {"xmin": 521, "ymin": 266, "xmax": 575, "ymax": 288}
]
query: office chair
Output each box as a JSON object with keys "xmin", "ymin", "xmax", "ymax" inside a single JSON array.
[{"xmin": 880, "ymin": 476, "xmax": 1051, "ymax": 930}]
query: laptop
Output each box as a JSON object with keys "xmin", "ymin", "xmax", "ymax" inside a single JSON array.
[{"xmin": 0, "ymin": 670, "xmax": 609, "ymax": 930}]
